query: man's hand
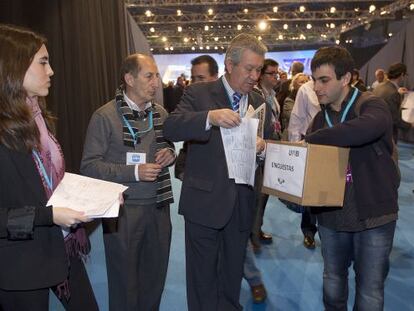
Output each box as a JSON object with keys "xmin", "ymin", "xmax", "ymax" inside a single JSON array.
[
  {"xmin": 208, "ymin": 109, "xmax": 241, "ymax": 128},
  {"xmin": 256, "ymin": 136, "xmax": 266, "ymax": 154},
  {"xmin": 398, "ymin": 87, "xmax": 408, "ymax": 95},
  {"xmin": 138, "ymin": 163, "xmax": 162, "ymax": 181},
  {"xmin": 155, "ymin": 148, "xmax": 175, "ymax": 167}
]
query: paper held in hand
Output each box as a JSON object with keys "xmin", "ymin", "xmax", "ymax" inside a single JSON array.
[{"xmin": 47, "ymin": 172, "xmax": 128, "ymax": 218}]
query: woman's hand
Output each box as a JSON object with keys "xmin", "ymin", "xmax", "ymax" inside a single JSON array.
[{"xmin": 52, "ymin": 207, "xmax": 90, "ymax": 228}]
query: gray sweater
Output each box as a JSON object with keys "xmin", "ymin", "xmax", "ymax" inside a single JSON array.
[{"xmin": 80, "ymin": 99, "xmax": 169, "ymax": 204}]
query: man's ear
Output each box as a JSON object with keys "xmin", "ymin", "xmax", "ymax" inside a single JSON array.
[
  {"xmin": 124, "ymin": 73, "xmax": 135, "ymax": 88},
  {"xmin": 225, "ymin": 58, "xmax": 234, "ymax": 75},
  {"xmin": 342, "ymin": 72, "xmax": 352, "ymax": 86}
]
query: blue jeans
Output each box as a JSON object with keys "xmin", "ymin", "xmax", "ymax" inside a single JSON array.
[{"xmin": 318, "ymin": 221, "xmax": 396, "ymax": 311}]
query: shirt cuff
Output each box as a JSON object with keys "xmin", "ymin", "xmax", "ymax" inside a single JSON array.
[{"xmin": 206, "ymin": 114, "xmax": 212, "ymax": 130}]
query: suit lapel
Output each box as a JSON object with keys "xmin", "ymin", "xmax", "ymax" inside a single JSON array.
[{"xmin": 211, "ymin": 78, "xmax": 232, "ymax": 110}]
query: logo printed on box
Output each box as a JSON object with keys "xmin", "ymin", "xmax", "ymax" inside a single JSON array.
[{"xmin": 132, "ymin": 154, "xmax": 140, "ymax": 162}]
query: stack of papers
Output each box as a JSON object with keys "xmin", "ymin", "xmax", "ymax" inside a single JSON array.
[{"xmin": 47, "ymin": 173, "xmax": 128, "ymax": 218}]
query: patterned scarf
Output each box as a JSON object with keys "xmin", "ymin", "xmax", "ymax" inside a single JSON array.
[
  {"xmin": 115, "ymin": 87, "xmax": 174, "ymax": 208},
  {"xmin": 27, "ymin": 97, "xmax": 90, "ymax": 300}
]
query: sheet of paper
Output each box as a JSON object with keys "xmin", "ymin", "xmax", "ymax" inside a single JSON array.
[
  {"xmin": 220, "ymin": 118, "xmax": 259, "ymax": 186},
  {"xmin": 245, "ymin": 103, "xmax": 266, "ymax": 138},
  {"xmin": 402, "ymin": 92, "xmax": 414, "ymax": 123},
  {"xmin": 47, "ymin": 173, "xmax": 128, "ymax": 218}
]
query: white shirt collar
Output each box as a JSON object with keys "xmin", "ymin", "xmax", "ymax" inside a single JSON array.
[{"xmin": 123, "ymin": 91, "xmax": 152, "ymax": 111}]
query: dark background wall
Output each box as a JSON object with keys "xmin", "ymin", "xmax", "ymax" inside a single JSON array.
[{"xmin": 0, "ymin": 0, "xmax": 128, "ymax": 172}]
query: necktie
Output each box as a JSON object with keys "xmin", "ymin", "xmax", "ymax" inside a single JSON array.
[{"xmin": 232, "ymin": 92, "xmax": 242, "ymax": 112}]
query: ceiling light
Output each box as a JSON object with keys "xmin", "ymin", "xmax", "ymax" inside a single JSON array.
[
  {"xmin": 389, "ymin": 32, "xmax": 393, "ymax": 37},
  {"xmin": 243, "ymin": 8, "xmax": 249, "ymax": 14},
  {"xmin": 380, "ymin": 10, "xmax": 388, "ymax": 15},
  {"xmin": 335, "ymin": 39, "xmax": 340, "ymax": 45},
  {"xmin": 150, "ymin": 48, "xmax": 153, "ymax": 51},
  {"xmin": 369, "ymin": 5, "xmax": 376, "ymax": 13},
  {"xmin": 183, "ymin": 37, "xmax": 189, "ymax": 43},
  {"xmin": 199, "ymin": 46, "xmax": 204, "ymax": 50},
  {"xmin": 149, "ymin": 27, "xmax": 155, "ymax": 33},
  {"xmin": 145, "ymin": 10, "xmax": 152, "ymax": 17},
  {"xmin": 177, "ymin": 9, "xmax": 182, "ymax": 16},
  {"xmin": 330, "ymin": 23, "xmax": 336, "ymax": 29},
  {"xmin": 237, "ymin": 24, "xmax": 243, "ymax": 31},
  {"xmin": 170, "ymin": 47, "xmax": 174, "ymax": 51},
  {"xmin": 164, "ymin": 47, "xmax": 169, "ymax": 51},
  {"xmin": 258, "ymin": 21, "xmax": 267, "ymax": 31},
  {"xmin": 278, "ymin": 34, "xmax": 284, "ymax": 40},
  {"xmin": 208, "ymin": 8, "xmax": 214, "ymax": 15},
  {"xmin": 300, "ymin": 34, "xmax": 306, "ymax": 40},
  {"xmin": 177, "ymin": 26, "xmax": 182, "ymax": 32},
  {"xmin": 214, "ymin": 37, "xmax": 219, "ymax": 41},
  {"xmin": 191, "ymin": 46, "xmax": 195, "ymax": 50},
  {"xmin": 410, "ymin": 3, "xmax": 414, "ymax": 10},
  {"xmin": 299, "ymin": 6, "xmax": 305, "ymax": 13},
  {"xmin": 306, "ymin": 23, "xmax": 312, "ymax": 29},
  {"xmin": 204, "ymin": 25, "xmax": 209, "ymax": 31},
  {"xmin": 273, "ymin": 6, "xmax": 278, "ymax": 13},
  {"xmin": 206, "ymin": 46, "xmax": 210, "ymax": 50},
  {"xmin": 257, "ymin": 36, "xmax": 262, "ymax": 40},
  {"xmin": 162, "ymin": 36, "xmax": 167, "ymax": 42},
  {"xmin": 330, "ymin": 7, "xmax": 336, "ymax": 14},
  {"xmin": 354, "ymin": 8, "xmax": 360, "ymax": 12},
  {"xmin": 283, "ymin": 24, "xmax": 288, "ymax": 30}
]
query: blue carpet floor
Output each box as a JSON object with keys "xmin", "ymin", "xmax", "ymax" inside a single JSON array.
[{"xmin": 50, "ymin": 142, "xmax": 414, "ymax": 310}]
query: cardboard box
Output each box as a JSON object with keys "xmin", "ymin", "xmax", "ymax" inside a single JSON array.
[{"xmin": 262, "ymin": 141, "xmax": 349, "ymax": 206}]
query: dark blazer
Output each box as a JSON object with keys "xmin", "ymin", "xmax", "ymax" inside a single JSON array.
[
  {"xmin": 0, "ymin": 144, "xmax": 67, "ymax": 290},
  {"xmin": 373, "ymin": 80, "xmax": 411, "ymax": 141},
  {"xmin": 305, "ymin": 92, "xmax": 399, "ymax": 220},
  {"xmin": 164, "ymin": 79, "xmax": 266, "ymax": 230}
]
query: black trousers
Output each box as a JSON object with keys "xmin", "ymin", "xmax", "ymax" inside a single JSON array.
[
  {"xmin": 0, "ymin": 256, "xmax": 97, "ymax": 311},
  {"xmin": 185, "ymin": 203, "xmax": 251, "ymax": 311},
  {"xmin": 103, "ymin": 202, "xmax": 171, "ymax": 311}
]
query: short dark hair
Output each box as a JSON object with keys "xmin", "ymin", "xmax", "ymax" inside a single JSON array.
[
  {"xmin": 261, "ymin": 59, "xmax": 279, "ymax": 75},
  {"xmin": 291, "ymin": 61, "xmax": 304, "ymax": 75},
  {"xmin": 387, "ymin": 63, "xmax": 407, "ymax": 80},
  {"xmin": 120, "ymin": 53, "xmax": 142, "ymax": 86},
  {"xmin": 191, "ymin": 55, "xmax": 218, "ymax": 76},
  {"xmin": 311, "ymin": 46, "xmax": 355, "ymax": 80}
]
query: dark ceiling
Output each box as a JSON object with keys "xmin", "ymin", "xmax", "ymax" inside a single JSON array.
[{"xmin": 126, "ymin": 0, "xmax": 414, "ymax": 53}]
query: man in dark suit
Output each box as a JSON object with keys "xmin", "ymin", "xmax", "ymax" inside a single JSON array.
[
  {"xmin": 374, "ymin": 63, "xmax": 411, "ymax": 142},
  {"xmin": 164, "ymin": 34, "xmax": 267, "ymax": 310}
]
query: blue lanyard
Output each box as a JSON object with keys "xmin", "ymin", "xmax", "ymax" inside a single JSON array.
[
  {"xmin": 324, "ymin": 87, "xmax": 359, "ymax": 128},
  {"xmin": 32, "ymin": 150, "xmax": 53, "ymax": 191},
  {"xmin": 122, "ymin": 111, "xmax": 153, "ymax": 145}
]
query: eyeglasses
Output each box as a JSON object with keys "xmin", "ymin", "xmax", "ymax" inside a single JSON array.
[{"xmin": 264, "ymin": 72, "xmax": 279, "ymax": 78}]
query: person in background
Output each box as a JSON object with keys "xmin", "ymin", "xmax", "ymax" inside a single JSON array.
[
  {"xmin": 306, "ymin": 45, "xmax": 398, "ymax": 311},
  {"xmin": 276, "ymin": 61, "xmax": 305, "ymax": 110},
  {"xmin": 0, "ymin": 24, "xmax": 97, "ymax": 311},
  {"xmin": 286, "ymin": 78, "xmax": 320, "ymax": 249},
  {"xmin": 281, "ymin": 73, "xmax": 309, "ymax": 141},
  {"xmin": 164, "ymin": 33, "xmax": 267, "ymax": 311},
  {"xmin": 251, "ymin": 58, "xmax": 281, "ymax": 252},
  {"xmin": 373, "ymin": 62, "xmax": 412, "ymax": 143},
  {"xmin": 81, "ymin": 53, "xmax": 175, "ymax": 311},
  {"xmin": 371, "ymin": 68, "xmax": 386, "ymax": 89},
  {"xmin": 351, "ymin": 69, "xmax": 367, "ymax": 92}
]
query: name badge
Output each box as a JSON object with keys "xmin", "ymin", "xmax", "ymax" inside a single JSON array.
[{"xmin": 126, "ymin": 152, "xmax": 146, "ymax": 165}]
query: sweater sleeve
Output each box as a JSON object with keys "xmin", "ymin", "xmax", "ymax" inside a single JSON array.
[{"xmin": 305, "ymin": 97, "xmax": 392, "ymax": 147}]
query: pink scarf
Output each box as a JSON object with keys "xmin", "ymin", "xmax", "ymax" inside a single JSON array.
[{"xmin": 27, "ymin": 97, "xmax": 65, "ymax": 198}]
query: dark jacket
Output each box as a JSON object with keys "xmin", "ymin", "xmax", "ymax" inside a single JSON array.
[
  {"xmin": 305, "ymin": 91, "xmax": 399, "ymax": 220},
  {"xmin": 374, "ymin": 80, "xmax": 411, "ymax": 141},
  {"xmin": 164, "ymin": 79, "xmax": 268, "ymax": 230},
  {"xmin": 0, "ymin": 144, "xmax": 67, "ymax": 290}
]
